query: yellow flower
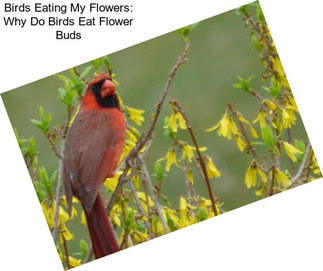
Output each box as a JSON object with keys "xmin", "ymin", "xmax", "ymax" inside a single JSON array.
[
  {"xmin": 179, "ymin": 196, "xmax": 190, "ymax": 228},
  {"xmin": 235, "ymin": 135, "xmax": 246, "ymax": 152},
  {"xmin": 126, "ymin": 128, "xmax": 138, "ymax": 143},
  {"xmin": 59, "ymin": 224, "xmax": 74, "ymax": 242},
  {"xmin": 263, "ymin": 99, "xmax": 277, "ymax": 111},
  {"xmin": 282, "ymin": 108, "xmax": 296, "ymax": 128},
  {"xmin": 257, "ymin": 167, "xmax": 267, "ymax": 183},
  {"xmin": 68, "ymin": 256, "xmax": 81, "ymax": 267},
  {"xmin": 58, "ymin": 206, "xmax": 69, "ymax": 224},
  {"xmin": 312, "ymin": 154, "xmax": 322, "ymax": 176},
  {"xmin": 113, "ymin": 213, "xmax": 121, "ymax": 227},
  {"xmin": 237, "ymin": 113, "xmax": 258, "ymax": 138},
  {"xmin": 274, "ymin": 168, "xmax": 291, "ymax": 188},
  {"xmin": 253, "ymin": 110, "xmax": 266, "ymax": 128},
  {"xmin": 81, "ymin": 210, "xmax": 87, "ymax": 226},
  {"xmin": 167, "ymin": 110, "xmax": 187, "ymax": 132},
  {"xmin": 245, "ymin": 164, "xmax": 257, "ymax": 188},
  {"xmin": 127, "ymin": 107, "xmax": 145, "ymax": 126},
  {"xmin": 186, "ymin": 167, "xmax": 194, "ymax": 184},
  {"xmin": 212, "ymin": 113, "xmax": 239, "ymax": 140},
  {"xmin": 283, "ymin": 141, "xmax": 303, "ymax": 162},
  {"xmin": 255, "ymin": 189, "xmax": 263, "ymax": 197},
  {"xmin": 272, "ymin": 57, "xmax": 290, "ymax": 89},
  {"xmin": 205, "ymin": 156, "xmax": 221, "ymax": 179},
  {"xmin": 285, "ymin": 95, "xmax": 299, "ymax": 113},
  {"xmin": 165, "ymin": 148, "xmax": 178, "ymax": 172},
  {"xmin": 137, "ymin": 191, "xmax": 154, "ymax": 207},
  {"xmin": 182, "ymin": 143, "xmax": 194, "ymax": 161},
  {"xmin": 41, "ymin": 202, "xmax": 55, "ymax": 228},
  {"xmin": 132, "ymin": 175, "xmax": 141, "ymax": 189},
  {"xmin": 104, "ymin": 171, "xmax": 122, "ymax": 191}
]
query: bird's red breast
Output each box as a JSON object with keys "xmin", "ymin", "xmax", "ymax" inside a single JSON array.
[{"xmin": 63, "ymin": 73, "xmax": 126, "ymax": 213}]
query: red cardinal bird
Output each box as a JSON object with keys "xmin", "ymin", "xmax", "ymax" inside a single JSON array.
[{"xmin": 63, "ymin": 73, "xmax": 126, "ymax": 259}]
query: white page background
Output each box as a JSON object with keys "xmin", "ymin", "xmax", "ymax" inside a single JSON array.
[{"xmin": 0, "ymin": 0, "xmax": 322, "ymax": 270}]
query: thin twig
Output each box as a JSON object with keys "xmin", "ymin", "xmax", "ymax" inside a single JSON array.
[
  {"xmin": 171, "ymin": 100, "xmax": 218, "ymax": 216},
  {"xmin": 128, "ymin": 181, "xmax": 154, "ymax": 238},
  {"xmin": 61, "ymin": 233, "xmax": 71, "ymax": 270},
  {"xmin": 175, "ymin": 144, "xmax": 199, "ymax": 208},
  {"xmin": 52, "ymin": 138, "xmax": 66, "ymax": 243},
  {"xmin": 47, "ymin": 134, "xmax": 62, "ymax": 159},
  {"xmin": 52, "ymin": 108, "xmax": 72, "ymax": 243},
  {"xmin": 268, "ymin": 164, "xmax": 275, "ymax": 196},
  {"xmin": 140, "ymin": 158, "xmax": 169, "ymax": 234},
  {"xmin": 291, "ymin": 142, "xmax": 311, "ymax": 185}
]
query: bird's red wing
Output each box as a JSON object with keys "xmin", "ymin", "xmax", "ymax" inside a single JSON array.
[{"xmin": 63, "ymin": 108, "xmax": 125, "ymax": 212}]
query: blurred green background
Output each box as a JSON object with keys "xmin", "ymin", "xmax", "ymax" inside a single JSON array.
[{"xmin": 1, "ymin": 4, "xmax": 309, "ymax": 257}]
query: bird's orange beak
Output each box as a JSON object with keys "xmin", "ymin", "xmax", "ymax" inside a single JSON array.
[{"xmin": 100, "ymin": 79, "xmax": 116, "ymax": 97}]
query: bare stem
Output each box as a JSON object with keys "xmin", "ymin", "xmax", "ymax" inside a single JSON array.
[
  {"xmin": 171, "ymin": 100, "xmax": 218, "ymax": 216},
  {"xmin": 52, "ymin": 107, "xmax": 72, "ymax": 243},
  {"xmin": 268, "ymin": 164, "xmax": 275, "ymax": 196},
  {"xmin": 61, "ymin": 232, "xmax": 71, "ymax": 270},
  {"xmin": 140, "ymin": 159, "xmax": 169, "ymax": 234},
  {"xmin": 291, "ymin": 142, "xmax": 311, "ymax": 185},
  {"xmin": 175, "ymin": 144, "xmax": 199, "ymax": 208},
  {"xmin": 128, "ymin": 181, "xmax": 154, "ymax": 238},
  {"xmin": 52, "ymin": 138, "xmax": 66, "ymax": 243}
]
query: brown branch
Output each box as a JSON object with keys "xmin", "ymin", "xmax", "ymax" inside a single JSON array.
[
  {"xmin": 268, "ymin": 164, "xmax": 275, "ymax": 196},
  {"xmin": 46, "ymin": 134, "xmax": 62, "ymax": 159},
  {"xmin": 128, "ymin": 181, "xmax": 154, "ymax": 238},
  {"xmin": 61, "ymin": 233, "xmax": 71, "ymax": 270},
  {"xmin": 171, "ymin": 100, "xmax": 218, "ymax": 216},
  {"xmin": 175, "ymin": 144, "xmax": 199, "ymax": 208},
  {"xmin": 52, "ymin": 107, "xmax": 72, "ymax": 243},
  {"xmin": 51, "ymin": 138, "xmax": 66, "ymax": 243},
  {"xmin": 140, "ymin": 158, "xmax": 169, "ymax": 233},
  {"xmin": 291, "ymin": 142, "xmax": 311, "ymax": 186}
]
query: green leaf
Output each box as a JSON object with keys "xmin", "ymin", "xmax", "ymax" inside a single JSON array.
[
  {"xmin": 31, "ymin": 106, "xmax": 52, "ymax": 133},
  {"xmin": 294, "ymin": 139, "xmax": 305, "ymax": 152},
  {"xmin": 198, "ymin": 208, "xmax": 207, "ymax": 221},
  {"xmin": 251, "ymin": 141, "xmax": 267, "ymax": 146},
  {"xmin": 80, "ymin": 66, "xmax": 93, "ymax": 79},
  {"xmin": 236, "ymin": 4, "xmax": 249, "ymax": 15},
  {"xmin": 165, "ymin": 212, "xmax": 176, "ymax": 231},
  {"xmin": 136, "ymin": 220, "xmax": 146, "ymax": 233},
  {"xmin": 251, "ymin": 34, "xmax": 261, "ymax": 51},
  {"xmin": 233, "ymin": 75, "xmax": 255, "ymax": 92},
  {"xmin": 176, "ymin": 23, "xmax": 199, "ymax": 41},
  {"xmin": 14, "ymin": 128, "xmax": 27, "ymax": 149},
  {"xmin": 79, "ymin": 240, "xmax": 88, "ymax": 259},
  {"xmin": 103, "ymin": 56, "xmax": 112, "ymax": 72},
  {"xmin": 263, "ymin": 77, "xmax": 282, "ymax": 99},
  {"xmin": 30, "ymin": 119, "xmax": 44, "ymax": 131},
  {"xmin": 154, "ymin": 161, "xmax": 165, "ymax": 181},
  {"xmin": 38, "ymin": 166, "xmax": 53, "ymax": 197},
  {"xmin": 34, "ymin": 181, "xmax": 47, "ymax": 202},
  {"xmin": 256, "ymin": 3, "xmax": 266, "ymax": 24},
  {"xmin": 261, "ymin": 124, "xmax": 275, "ymax": 150}
]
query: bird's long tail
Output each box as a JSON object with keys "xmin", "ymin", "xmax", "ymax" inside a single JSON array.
[{"xmin": 84, "ymin": 193, "xmax": 120, "ymax": 259}]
